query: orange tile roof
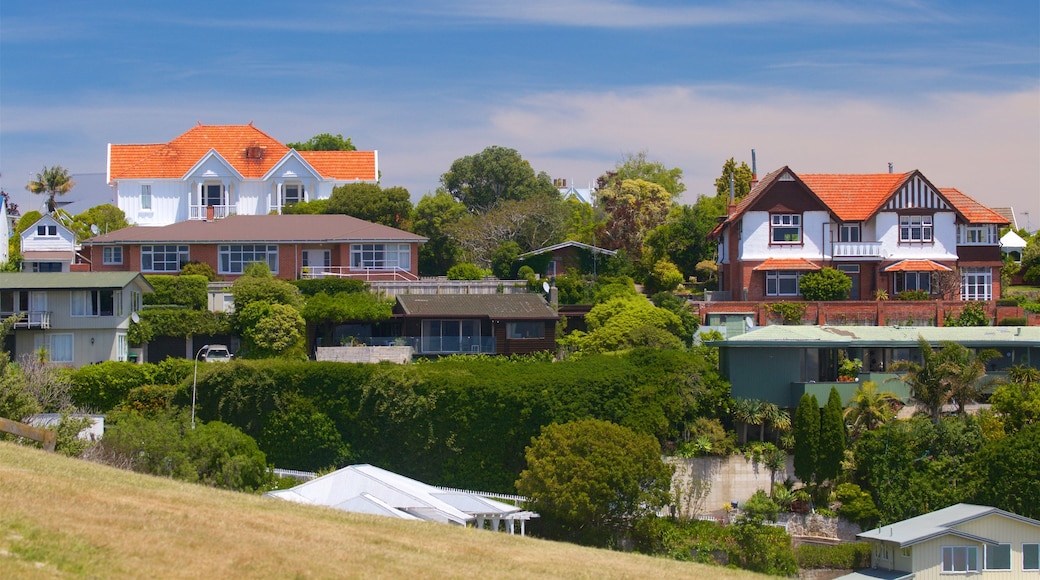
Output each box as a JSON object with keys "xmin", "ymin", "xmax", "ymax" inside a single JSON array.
[
  {"xmin": 752, "ymin": 257, "xmax": 822, "ymax": 271},
  {"xmin": 798, "ymin": 173, "xmax": 910, "ymax": 221},
  {"xmin": 939, "ymin": 188, "xmax": 1009, "ymax": 225},
  {"xmin": 108, "ymin": 124, "xmax": 376, "ymax": 181},
  {"xmin": 882, "ymin": 259, "xmax": 952, "ymax": 272}
]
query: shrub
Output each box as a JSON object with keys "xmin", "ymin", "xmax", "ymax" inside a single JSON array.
[
  {"xmin": 796, "ymin": 542, "xmax": 872, "ymax": 569},
  {"xmin": 179, "ymin": 261, "xmax": 216, "ymax": 281},
  {"xmin": 833, "ymin": 482, "xmax": 881, "ymax": 529},
  {"xmin": 897, "ymin": 289, "xmax": 930, "ymax": 300},
  {"xmin": 740, "ymin": 489, "xmax": 780, "ymax": 523},
  {"xmin": 800, "ymin": 267, "xmax": 852, "ymax": 301},
  {"xmin": 69, "ymin": 361, "xmax": 156, "ymax": 412},
  {"xmin": 446, "ymin": 262, "xmax": 487, "ymax": 280},
  {"xmin": 292, "ymin": 278, "xmax": 367, "ymax": 297},
  {"xmin": 945, "ymin": 301, "xmax": 989, "ymax": 327},
  {"xmin": 143, "ymin": 274, "xmax": 209, "ymax": 309},
  {"xmin": 999, "ymin": 317, "xmax": 1028, "ymax": 326},
  {"xmin": 1024, "ymin": 264, "xmax": 1040, "ymax": 285}
]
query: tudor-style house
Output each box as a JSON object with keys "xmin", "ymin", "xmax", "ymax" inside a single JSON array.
[
  {"xmin": 710, "ymin": 167, "xmax": 1009, "ymax": 302},
  {"xmin": 108, "ymin": 123, "xmax": 377, "ymax": 226},
  {"xmin": 0, "ymin": 272, "xmax": 153, "ymax": 368},
  {"xmin": 81, "ymin": 214, "xmax": 426, "ymax": 282}
]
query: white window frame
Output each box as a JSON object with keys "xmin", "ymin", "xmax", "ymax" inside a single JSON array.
[
  {"xmin": 36, "ymin": 333, "xmax": 74, "ymax": 363},
  {"xmin": 284, "ymin": 183, "xmax": 303, "ymax": 206},
  {"xmin": 103, "ymin": 246, "xmax": 123, "ymax": 265},
  {"xmin": 218, "ymin": 244, "xmax": 279, "ymax": 275},
  {"xmin": 895, "ymin": 272, "xmax": 932, "ymax": 295},
  {"xmin": 942, "ymin": 546, "xmax": 978, "ymax": 574},
  {"xmin": 899, "ymin": 215, "xmax": 933, "ymax": 243},
  {"xmin": 117, "ymin": 333, "xmax": 128, "ymax": 362},
  {"xmin": 141, "ymin": 245, "xmax": 189, "ymax": 272},
  {"xmin": 770, "ymin": 214, "xmax": 802, "ymax": 244},
  {"xmin": 1024, "ymin": 543, "xmax": 1039, "ymax": 571},
  {"xmin": 839, "ymin": 223, "xmax": 861, "ymax": 243},
  {"xmin": 960, "ymin": 267, "xmax": 992, "ymax": 301},
  {"xmin": 130, "ymin": 290, "xmax": 142, "ymax": 314},
  {"xmin": 71, "ymin": 290, "xmax": 118, "ymax": 317},
  {"xmin": 350, "ymin": 243, "xmax": 411, "ymax": 271},
  {"xmin": 957, "ymin": 224, "xmax": 997, "ymax": 245},
  {"xmin": 765, "ymin": 271, "xmax": 802, "ymax": 296},
  {"xmin": 140, "ymin": 184, "xmax": 152, "ymax": 210},
  {"xmin": 983, "ymin": 543, "xmax": 1011, "ymax": 571},
  {"xmin": 36, "ymin": 224, "xmax": 58, "ymax": 237}
]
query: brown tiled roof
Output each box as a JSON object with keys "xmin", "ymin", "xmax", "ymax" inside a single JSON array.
[
  {"xmin": 939, "ymin": 188, "xmax": 1009, "ymax": 225},
  {"xmin": 395, "ymin": 294, "xmax": 558, "ymax": 319},
  {"xmin": 108, "ymin": 124, "xmax": 376, "ymax": 181},
  {"xmin": 751, "ymin": 258, "xmax": 822, "ymax": 271},
  {"xmin": 84, "ymin": 215, "xmax": 425, "ymax": 245}
]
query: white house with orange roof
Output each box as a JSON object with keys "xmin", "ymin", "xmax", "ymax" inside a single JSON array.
[
  {"xmin": 108, "ymin": 123, "xmax": 378, "ymax": 226},
  {"xmin": 710, "ymin": 167, "xmax": 1008, "ymax": 302}
]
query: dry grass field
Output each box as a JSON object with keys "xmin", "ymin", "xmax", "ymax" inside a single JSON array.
[{"xmin": 0, "ymin": 442, "xmax": 767, "ymax": 579}]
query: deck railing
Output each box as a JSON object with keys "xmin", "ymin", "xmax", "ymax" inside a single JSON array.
[
  {"xmin": 1, "ymin": 311, "xmax": 50, "ymax": 329},
  {"xmin": 299, "ymin": 266, "xmax": 419, "ymax": 282}
]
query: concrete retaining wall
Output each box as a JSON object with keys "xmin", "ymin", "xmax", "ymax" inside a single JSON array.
[
  {"xmin": 315, "ymin": 346, "xmax": 412, "ymax": 364},
  {"xmin": 667, "ymin": 453, "xmax": 795, "ymax": 519}
]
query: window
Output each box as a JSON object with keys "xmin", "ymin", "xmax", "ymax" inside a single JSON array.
[
  {"xmin": 36, "ymin": 225, "xmax": 57, "ymax": 236},
  {"xmin": 958, "ymin": 224, "xmax": 997, "ymax": 245},
  {"xmin": 204, "ymin": 184, "xmax": 223, "ymax": 206},
  {"xmin": 984, "ymin": 544, "xmax": 1011, "ymax": 571},
  {"xmin": 507, "ymin": 321, "xmax": 545, "ymax": 339},
  {"xmin": 71, "ymin": 290, "xmax": 116, "ymax": 317},
  {"xmin": 771, "ymin": 214, "xmax": 802, "ymax": 244},
  {"xmin": 895, "ymin": 272, "xmax": 931, "ymax": 294},
  {"xmin": 32, "ymin": 262, "xmax": 62, "ymax": 272},
  {"xmin": 421, "ymin": 319, "xmax": 481, "ymax": 353},
  {"xmin": 900, "ymin": 215, "xmax": 933, "ymax": 242},
  {"xmin": 141, "ymin": 184, "xmax": 152, "ymax": 210},
  {"xmin": 942, "ymin": 546, "xmax": 978, "ymax": 573},
  {"xmin": 103, "ymin": 246, "xmax": 123, "ymax": 265},
  {"xmin": 765, "ymin": 271, "xmax": 802, "ymax": 296},
  {"xmin": 1024, "ymin": 543, "xmax": 1039, "ymax": 570},
  {"xmin": 961, "ymin": 267, "xmax": 992, "ymax": 301},
  {"xmin": 284, "ymin": 184, "xmax": 303, "ymax": 205},
  {"xmin": 130, "ymin": 290, "xmax": 142, "ymax": 314},
  {"xmin": 901, "ymin": 547, "xmax": 912, "ymax": 559},
  {"xmin": 141, "ymin": 245, "xmax": 188, "ymax": 272},
  {"xmin": 36, "ymin": 333, "xmax": 73, "ymax": 363},
  {"xmin": 1, "ymin": 290, "xmax": 29, "ymax": 313},
  {"xmin": 839, "ymin": 223, "xmax": 861, "ymax": 243},
  {"xmin": 117, "ymin": 333, "xmax": 128, "ymax": 362},
  {"xmin": 219, "ymin": 245, "xmax": 279, "ymax": 274},
  {"xmin": 351, "ymin": 243, "xmax": 411, "ymax": 271}
]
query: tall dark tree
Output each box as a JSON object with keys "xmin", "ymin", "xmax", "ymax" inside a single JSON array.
[
  {"xmin": 441, "ymin": 146, "xmax": 558, "ymax": 214},
  {"xmin": 817, "ymin": 387, "xmax": 846, "ymax": 484},
  {"xmin": 714, "ymin": 157, "xmax": 755, "ymax": 199},
  {"xmin": 793, "ymin": 393, "xmax": 820, "ymax": 487},
  {"xmin": 413, "ymin": 191, "xmax": 467, "ymax": 275},
  {"xmin": 27, "ymin": 165, "xmax": 75, "ymax": 214},
  {"xmin": 643, "ymin": 195, "xmax": 727, "ymax": 280},
  {"xmin": 286, "ymin": 133, "xmax": 356, "ymax": 151},
  {"xmin": 325, "ymin": 183, "xmax": 413, "ymax": 228}
]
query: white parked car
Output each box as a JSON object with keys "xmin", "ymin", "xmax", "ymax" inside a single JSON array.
[{"xmin": 201, "ymin": 345, "xmax": 233, "ymax": 362}]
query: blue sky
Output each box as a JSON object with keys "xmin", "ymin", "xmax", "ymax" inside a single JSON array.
[{"xmin": 2, "ymin": 1, "xmax": 1038, "ymax": 228}]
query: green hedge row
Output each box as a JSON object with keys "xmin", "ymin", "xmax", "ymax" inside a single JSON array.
[{"xmin": 795, "ymin": 542, "xmax": 872, "ymax": 569}]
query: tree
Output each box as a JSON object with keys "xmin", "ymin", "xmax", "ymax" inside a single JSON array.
[
  {"xmin": 793, "ymin": 393, "xmax": 820, "ymax": 487},
  {"xmin": 891, "ymin": 338, "xmax": 997, "ymax": 422},
  {"xmin": 844, "ymin": 381, "xmax": 900, "ymax": 438},
  {"xmin": 561, "ymin": 296, "xmax": 684, "ymax": 355},
  {"xmin": 938, "ymin": 342, "xmax": 998, "ymax": 415},
  {"xmin": 597, "ymin": 151, "xmax": 685, "ymax": 198},
  {"xmin": 446, "ymin": 193, "xmax": 568, "ymax": 266},
  {"xmin": 27, "ymin": 165, "xmax": 75, "ymax": 214},
  {"xmin": 889, "ymin": 337, "xmax": 952, "ymax": 423},
  {"xmin": 441, "ymin": 146, "xmax": 558, "ymax": 214},
  {"xmin": 71, "ymin": 204, "xmax": 129, "ymax": 240},
  {"xmin": 413, "ymin": 191, "xmax": 467, "ymax": 275},
  {"xmin": 258, "ymin": 393, "xmax": 351, "ymax": 471},
  {"xmin": 714, "ymin": 157, "xmax": 755, "ymax": 199},
  {"xmin": 988, "ymin": 366, "xmax": 1040, "ymax": 433},
  {"xmin": 800, "ymin": 267, "xmax": 852, "ymax": 301},
  {"xmin": 230, "ymin": 263, "xmax": 304, "ymax": 313},
  {"xmin": 515, "ymin": 419, "xmax": 673, "ymax": 546},
  {"xmin": 239, "ymin": 302, "xmax": 306, "ymax": 359},
  {"xmin": 286, "ymin": 133, "xmax": 356, "ymax": 151},
  {"xmin": 817, "ymin": 387, "xmax": 846, "ymax": 484},
  {"xmin": 642, "ymin": 197, "xmax": 727, "ymax": 281},
  {"xmin": 325, "ymin": 183, "xmax": 412, "ymax": 228},
  {"xmin": 971, "ymin": 423, "xmax": 1040, "ymax": 519},
  {"xmin": 490, "ymin": 241, "xmax": 522, "ymax": 279},
  {"xmin": 597, "ymin": 178, "xmax": 674, "ymax": 261}
]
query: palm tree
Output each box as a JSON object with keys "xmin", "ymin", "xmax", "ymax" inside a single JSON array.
[
  {"xmin": 938, "ymin": 342, "xmax": 998, "ymax": 416},
  {"xmin": 732, "ymin": 398, "xmax": 755, "ymax": 445},
  {"xmin": 889, "ymin": 337, "xmax": 950, "ymax": 423},
  {"xmin": 27, "ymin": 166, "xmax": 75, "ymax": 214},
  {"xmin": 844, "ymin": 380, "xmax": 900, "ymax": 438}
]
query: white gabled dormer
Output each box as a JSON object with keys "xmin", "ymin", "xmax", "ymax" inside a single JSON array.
[
  {"xmin": 20, "ymin": 214, "xmax": 79, "ymax": 272},
  {"xmin": 263, "ymin": 151, "xmax": 323, "ymax": 214},
  {"xmin": 183, "ymin": 149, "xmax": 245, "ymax": 221}
]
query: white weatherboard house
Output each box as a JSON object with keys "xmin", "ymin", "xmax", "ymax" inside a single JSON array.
[
  {"xmin": 266, "ymin": 464, "xmax": 537, "ymax": 535},
  {"xmin": 19, "ymin": 214, "xmax": 81, "ymax": 273},
  {"xmin": 108, "ymin": 123, "xmax": 378, "ymax": 226},
  {"xmin": 848, "ymin": 503, "xmax": 1040, "ymax": 580}
]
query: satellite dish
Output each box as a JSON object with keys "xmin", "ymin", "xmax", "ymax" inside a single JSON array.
[
  {"xmin": 130, "ymin": 312, "xmax": 140, "ymax": 324},
  {"xmin": 90, "ymin": 224, "xmax": 100, "ymax": 236},
  {"xmin": 542, "ymin": 281, "xmax": 550, "ymax": 293}
]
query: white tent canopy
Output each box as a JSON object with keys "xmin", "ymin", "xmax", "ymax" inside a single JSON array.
[
  {"xmin": 1001, "ymin": 229, "xmax": 1028, "ymax": 261},
  {"xmin": 266, "ymin": 464, "xmax": 537, "ymax": 535}
]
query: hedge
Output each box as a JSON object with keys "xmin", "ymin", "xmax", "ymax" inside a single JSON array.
[{"xmin": 795, "ymin": 542, "xmax": 872, "ymax": 570}]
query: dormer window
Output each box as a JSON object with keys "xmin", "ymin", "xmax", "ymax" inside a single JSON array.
[
  {"xmin": 899, "ymin": 215, "xmax": 932, "ymax": 242},
  {"xmin": 36, "ymin": 225, "xmax": 58, "ymax": 237},
  {"xmin": 771, "ymin": 214, "xmax": 801, "ymax": 244}
]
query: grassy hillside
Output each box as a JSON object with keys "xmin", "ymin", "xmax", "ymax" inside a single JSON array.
[{"xmin": 0, "ymin": 442, "xmax": 763, "ymax": 579}]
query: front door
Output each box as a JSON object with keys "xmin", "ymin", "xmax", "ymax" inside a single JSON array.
[
  {"xmin": 837, "ymin": 264, "xmax": 860, "ymax": 300},
  {"xmin": 302, "ymin": 250, "xmax": 331, "ymax": 277}
]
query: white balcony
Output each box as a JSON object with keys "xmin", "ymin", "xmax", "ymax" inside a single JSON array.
[
  {"xmin": 2, "ymin": 311, "xmax": 51, "ymax": 329},
  {"xmin": 832, "ymin": 241, "xmax": 884, "ymax": 259},
  {"xmin": 299, "ymin": 266, "xmax": 419, "ymax": 282},
  {"xmin": 189, "ymin": 205, "xmax": 234, "ymax": 220}
]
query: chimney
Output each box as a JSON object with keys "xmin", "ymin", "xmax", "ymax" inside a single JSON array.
[
  {"xmin": 888, "ymin": 162, "xmax": 894, "ymax": 174},
  {"xmin": 727, "ymin": 173, "xmax": 737, "ymax": 215},
  {"xmin": 751, "ymin": 149, "xmax": 759, "ymax": 189}
]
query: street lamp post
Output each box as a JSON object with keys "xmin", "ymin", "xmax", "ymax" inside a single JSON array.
[{"xmin": 191, "ymin": 344, "xmax": 209, "ymax": 430}]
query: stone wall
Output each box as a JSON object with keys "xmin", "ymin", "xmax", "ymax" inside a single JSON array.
[
  {"xmin": 667, "ymin": 454, "xmax": 794, "ymax": 519},
  {"xmin": 315, "ymin": 346, "xmax": 412, "ymax": 364}
]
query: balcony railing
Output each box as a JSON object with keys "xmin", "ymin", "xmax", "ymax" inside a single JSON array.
[
  {"xmin": 335, "ymin": 336, "xmax": 496, "ymax": 355},
  {"xmin": 1, "ymin": 311, "xmax": 50, "ymax": 329},
  {"xmin": 189, "ymin": 205, "xmax": 234, "ymax": 220},
  {"xmin": 299, "ymin": 266, "xmax": 419, "ymax": 282},
  {"xmin": 832, "ymin": 241, "xmax": 884, "ymax": 259}
]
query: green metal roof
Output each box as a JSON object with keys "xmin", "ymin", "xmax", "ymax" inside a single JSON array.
[
  {"xmin": 0, "ymin": 272, "xmax": 153, "ymax": 291},
  {"xmin": 710, "ymin": 324, "xmax": 1040, "ymax": 348}
]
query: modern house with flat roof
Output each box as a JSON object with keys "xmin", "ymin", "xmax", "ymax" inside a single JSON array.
[
  {"xmin": 81, "ymin": 214, "xmax": 426, "ymax": 282},
  {"xmin": 709, "ymin": 325, "xmax": 1040, "ymax": 408},
  {"xmin": 0, "ymin": 272, "xmax": 153, "ymax": 367}
]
